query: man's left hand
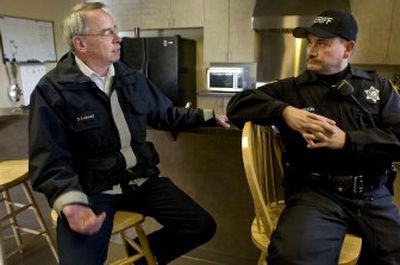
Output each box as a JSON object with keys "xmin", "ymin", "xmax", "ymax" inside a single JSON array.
[{"xmin": 302, "ymin": 113, "xmax": 346, "ymax": 149}]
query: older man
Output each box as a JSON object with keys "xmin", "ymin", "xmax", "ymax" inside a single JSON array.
[{"xmin": 29, "ymin": 2, "xmax": 229, "ymax": 264}]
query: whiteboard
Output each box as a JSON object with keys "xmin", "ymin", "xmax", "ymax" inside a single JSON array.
[{"xmin": 0, "ymin": 15, "xmax": 56, "ymax": 62}]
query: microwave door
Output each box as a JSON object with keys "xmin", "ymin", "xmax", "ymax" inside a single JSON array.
[
  {"xmin": 207, "ymin": 67, "xmax": 245, "ymax": 92},
  {"xmin": 209, "ymin": 73, "xmax": 233, "ymax": 91}
]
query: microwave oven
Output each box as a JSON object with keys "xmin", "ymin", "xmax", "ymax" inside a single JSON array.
[{"xmin": 207, "ymin": 67, "xmax": 248, "ymax": 92}]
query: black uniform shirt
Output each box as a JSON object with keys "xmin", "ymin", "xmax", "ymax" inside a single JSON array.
[{"xmin": 227, "ymin": 66, "xmax": 400, "ymax": 182}]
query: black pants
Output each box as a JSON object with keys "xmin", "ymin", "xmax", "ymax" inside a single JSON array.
[
  {"xmin": 267, "ymin": 186, "xmax": 400, "ymax": 265},
  {"xmin": 56, "ymin": 177, "xmax": 216, "ymax": 265}
]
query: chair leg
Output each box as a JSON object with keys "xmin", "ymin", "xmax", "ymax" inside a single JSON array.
[
  {"xmin": 21, "ymin": 180, "xmax": 59, "ymax": 263},
  {"xmin": 2, "ymin": 190, "xmax": 23, "ymax": 249},
  {"xmin": 258, "ymin": 250, "xmax": 267, "ymax": 265},
  {"xmin": 134, "ymin": 223, "xmax": 157, "ymax": 265}
]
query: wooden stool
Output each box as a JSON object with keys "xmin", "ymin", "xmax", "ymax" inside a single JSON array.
[
  {"xmin": 51, "ymin": 209, "xmax": 156, "ymax": 265},
  {"xmin": 0, "ymin": 160, "xmax": 58, "ymax": 263},
  {"xmin": 110, "ymin": 211, "xmax": 156, "ymax": 265}
]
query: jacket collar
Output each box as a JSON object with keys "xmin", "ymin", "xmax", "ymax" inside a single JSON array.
[
  {"xmin": 56, "ymin": 52, "xmax": 137, "ymax": 86},
  {"xmin": 295, "ymin": 65, "xmax": 373, "ymax": 85}
]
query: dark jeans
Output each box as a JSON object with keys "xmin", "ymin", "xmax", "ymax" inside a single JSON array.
[
  {"xmin": 267, "ymin": 186, "xmax": 400, "ymax": 265},
  {"xmin": 56, "ymin": 177, "xmax": 216, "ymax": 265}
]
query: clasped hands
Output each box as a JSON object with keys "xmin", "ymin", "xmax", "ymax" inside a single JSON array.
[{"xmin": 282, "ymin": 106, "xmax": 346, "ymax": 150}]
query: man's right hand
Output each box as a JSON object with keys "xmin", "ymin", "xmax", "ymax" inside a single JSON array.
[
  {"xmin": 62, "ymin": 204, "xmax": 106, "ymax": 235},
  {"xmin": 282, "ymin": 106, "xmax": 338, "ymax": 145}
]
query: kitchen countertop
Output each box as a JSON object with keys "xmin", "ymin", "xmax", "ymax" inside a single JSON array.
[
  {"xmin": 0, "ymin": 107, "xmax": 29, "ymax": 121},
  {"xmin": 0, "ymin": 106, "xmax": 240, "ymax": 134},
  {"xmin": 177, "ymin": 125, "xmax": 240, "ymax": 135},
  {"xmin": 197, "ymin": 91, "xmax": 237, "ymax": 97},
  {"xmin": 148, "ymin": 126, "xmax": 241, "ymax": 139}
]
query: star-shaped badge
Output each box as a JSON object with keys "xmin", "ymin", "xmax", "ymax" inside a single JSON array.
[{"xmin": 364, "ymin": 86, "xmax": 380, "ymax": 103}]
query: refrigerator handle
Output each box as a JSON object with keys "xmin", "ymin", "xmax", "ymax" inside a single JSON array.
[{"xmin": 143, "ymin": 38, "xmax": 148, "ymax": 77}]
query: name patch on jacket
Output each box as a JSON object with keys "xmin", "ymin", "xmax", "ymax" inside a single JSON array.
[
  {"xmin": 70, "ymin": 112, "xmax": 101, "ymax": 132},
  {"xmin": 76, "ymin": 113, "xmax": 95, "ymax": 122}
]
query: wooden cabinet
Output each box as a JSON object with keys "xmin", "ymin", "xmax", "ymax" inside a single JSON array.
[
  {"xmin": 350, "ymin": 0, "xmax": 400, "ymax": 64},
  {"xmin": 104, "ymin": 0, "xmax": 203, "ymax": 30},
  {"xmin": 140, "ymin": 0, "xmax": 171, "ymax": 28},
  {"xmin": 228, "ymin": 0, "xmax": 257, "ymax": 62},
  {"xmin": 103, "ymin": 0, "xmax": 141, "ymax": 31},
  {"xmin": 170, "ymin": 0, "xmax": 204, "ymax": 28},
  {"xmin": 387, "ymin": 0, "xmax": 400, "ymax": 63},
  {"xmin": 203, "ymin": 0, "xmax": 229, "ymax": 62},
  {"xmin": 204, "ymin": 0, "xmax": 257, "ymax": 63},
  {"xmin": 146, "ymin": 129, "xmax": 258, "ymax": 264}
]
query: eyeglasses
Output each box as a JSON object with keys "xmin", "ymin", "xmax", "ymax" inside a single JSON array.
[{"xmin": 77, "ymin": 27, "xmax": 119, "ymax": 38}]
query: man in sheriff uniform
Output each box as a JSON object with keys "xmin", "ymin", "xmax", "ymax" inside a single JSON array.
[{"xmin": 227, "ymin": 9, "xmax": 400, "ymax": 265}]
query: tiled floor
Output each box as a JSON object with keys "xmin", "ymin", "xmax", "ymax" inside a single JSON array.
[{"xmin": 2, "ymin": 232, "xmax": 217, "ymax": 265}]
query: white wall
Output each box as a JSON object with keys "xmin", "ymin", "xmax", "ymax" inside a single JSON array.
[{"xmin": 0, "ymin": 0, "xmax": 81, "ymax": 108}]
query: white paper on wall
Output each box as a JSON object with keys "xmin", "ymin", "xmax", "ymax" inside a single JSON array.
[{"xmin": 19, "ymin": 63, "xmax": 46, "ymax": 106}]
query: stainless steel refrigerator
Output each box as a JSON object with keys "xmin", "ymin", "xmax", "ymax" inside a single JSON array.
[{"xmin": 121, "ymin": 36, "xmax": 196, "ymax": 107}]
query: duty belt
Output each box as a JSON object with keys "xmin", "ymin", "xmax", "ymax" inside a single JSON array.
[{"xmin": 308, "ymin": 172, "xmax": 385, "ymax": 196}]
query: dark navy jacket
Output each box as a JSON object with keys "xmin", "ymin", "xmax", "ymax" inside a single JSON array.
[{"xmin": 29, "ymin": 52, "xmax": 211, "ymax": 208}]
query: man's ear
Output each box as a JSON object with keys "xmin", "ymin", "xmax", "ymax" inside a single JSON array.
[
  {"xmin": 343, "ymin": 40, "xmax": 356, "ymax": 59},
  {"xmin": 72, "ymin": 35, "xmax": 87, "ymax": 53}
]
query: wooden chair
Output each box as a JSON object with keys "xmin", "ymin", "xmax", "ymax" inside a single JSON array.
[
  {"xmin": 0, "ymin": 160, "xmax": 58, "ymax": 263},
  {"xmin": 51, "ymin": 208, "xmax": 157, "ymax": 265},
  {"xmin": 241, "ymin": 121, "xmax": 362, "ymax": 265}
]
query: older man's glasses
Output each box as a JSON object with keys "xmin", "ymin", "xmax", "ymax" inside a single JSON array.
[{"xmin": 77, "ymin": 28, "xmax": 119, "ymax": 38}]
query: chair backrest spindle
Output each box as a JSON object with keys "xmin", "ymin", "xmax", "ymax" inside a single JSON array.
[{"xmin": 241, "ymin": 122, "xmax": 285, "ymax": 237}]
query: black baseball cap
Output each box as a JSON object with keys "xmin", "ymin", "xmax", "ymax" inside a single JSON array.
[{"xmin": 293, "ymin": 10, "xmax": 358, "ymax": 41}]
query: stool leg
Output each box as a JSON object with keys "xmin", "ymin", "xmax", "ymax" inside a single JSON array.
[
  {"xmin": 0, "ymin": 232, "xmax": 7, "ymax": 265},
  {"xmin": 134, "ymin": 223, "xmax": 157, "ymax": 265},
  {"xmin": 2, "ymin": 190, "xmax": 23, "ymax": 249},
  {"xmin": 21, "ymin": 181, "xmax": 59, "ymax": 263},
  {"xmin": 119, "ymin": 230, "xmax": 130, "ymax": 258}
]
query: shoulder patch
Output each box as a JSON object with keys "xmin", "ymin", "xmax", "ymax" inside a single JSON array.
[
  {"xmin": 389, "ymin": 80, "xmax": 400, "ymax": 96},
  {"xmin": 266, "ymin": 80, "xmax": 279, "ymax": 85},
  {"xmin": 256, "ymin": 80, "xmax": 278, "ymax": 88}
]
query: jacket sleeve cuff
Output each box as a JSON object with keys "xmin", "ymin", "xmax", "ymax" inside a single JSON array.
[
  {"xmin": 202, "ymin": 109, "xmax": 215, "ymax": 122},
  {"xmin": 343, "ymin": 132, "xmax": 352, "ymax": 151},
  {"xmin": 53, "ymin": 190, "xmax": 89, "ymax": 214}
]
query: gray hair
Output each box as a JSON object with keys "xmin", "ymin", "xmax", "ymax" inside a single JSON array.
[{"xmin": 63, "ymin": 2, "xmax": 110, "ymax": 51}]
